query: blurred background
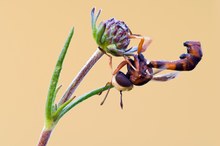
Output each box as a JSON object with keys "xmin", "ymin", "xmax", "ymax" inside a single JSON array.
[{"xmin": 0, "ymin": 0, "xmax": 219, "ymax": 146}]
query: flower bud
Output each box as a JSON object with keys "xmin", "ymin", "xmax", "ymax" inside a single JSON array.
[
  {"xmin": 91, "ymin": 8, "xmax": 132, "ymax": 56},
  {"xmin": 102, "ymin": 18, "xmax": 131, "ymax": 50}
]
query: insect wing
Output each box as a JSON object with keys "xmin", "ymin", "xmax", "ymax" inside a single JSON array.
[{"xmin": 152, "ymin": 72, "xmax": 179, "ymax": 82}]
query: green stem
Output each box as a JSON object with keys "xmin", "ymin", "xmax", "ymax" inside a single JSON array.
[
  {"xmin": 57, "ymin": 84, "xmax": 113, "ymax": 121},
  {"xmin": 45, "ymin": 28, "xmax": 74, "ymax": 128},
  {"xmin": 53, "ymin": 97, "xmax": 74, "ymax": 120}
]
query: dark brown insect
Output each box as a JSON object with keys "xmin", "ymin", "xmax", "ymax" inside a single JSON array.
[
  {"xmin": 100, "ymin": 41, "xmax": 203, "ymax": 109},
  {"xmin": 101, "ymin": 53, "xmax": 178, "ymax": 109}
]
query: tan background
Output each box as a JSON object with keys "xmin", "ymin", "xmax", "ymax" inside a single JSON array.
[{"xmin": 0, "ymin": 0, "xmax": 219, "ymax": 146}]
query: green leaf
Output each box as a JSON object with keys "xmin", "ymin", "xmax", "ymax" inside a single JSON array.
[
  {"xmin": 91, "ymin": 8, "xmax": 102, "ymax": 39},
  {"xmin": 52, "ymin": 97, "xmax": 74, "ymax": 121},
  {"xmin": 56, "ymin": 84, "xmax": 113, "ymax": 121},
  {"xmin": 45, "ymin": 27, "xmax": 74, "ymax": 129}
]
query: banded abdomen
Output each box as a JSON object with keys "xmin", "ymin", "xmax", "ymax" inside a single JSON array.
[{"xmin": 149, "ymin": 41, "xmax": 203, "ymax": 71}]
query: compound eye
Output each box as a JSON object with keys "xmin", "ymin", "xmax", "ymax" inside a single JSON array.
[
  {"xmin": 112, "ymin": 71, "xmax": 133, "ymax": 91},
  {"xmin": 116, "ymin": 72, "xmax": 133, "ymax": 87}
]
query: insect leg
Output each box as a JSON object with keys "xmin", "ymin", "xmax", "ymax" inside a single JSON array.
[
  {"xmin": 133, "ymin": 54, "xmax": 140, "ymax": 72},
  {"xmin": 120, "ymin": 91, "xmax": 123, "ymax": 109},
  {"xmin": 105, "ymin": 53, "xmax": 113, "ymax": 71},
  {"xmin": 112, "ymin": 60, "xmax": 128, "ymax": 75},
  {"xmin": 100, "ymin": 87, "xmax": 111, "ymax": 106},
  {"xmin": 129, "ymin": 34, "xmax": 152, "ymax": 54},
  {"xmin": 123, "ymin": 55, "xmax": 137, "ymax": 71},
  {"xmin": 100, "ymin": 82, "xmax": 112, "ymax": 106}
]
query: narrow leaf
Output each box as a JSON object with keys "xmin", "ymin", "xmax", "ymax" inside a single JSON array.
[{"xmin": 45, "ymin": 28, "xmax": 74, "ymax": 127}]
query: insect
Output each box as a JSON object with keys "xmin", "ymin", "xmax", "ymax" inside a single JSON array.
[{"xmin": 100, "ymin": 41, "xmax": 203, "ymax": 109}]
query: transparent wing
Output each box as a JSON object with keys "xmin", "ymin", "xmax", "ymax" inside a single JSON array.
[
  {"xmin": 152, "ymin": 72, "xmax": 179, "ymax": 82},
  {"xmin": 124, "ymin": 46, "xmax": 138, "ymax": 55}
]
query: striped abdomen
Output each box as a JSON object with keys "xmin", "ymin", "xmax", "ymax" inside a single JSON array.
[{"xmin": 149, "ymin": 41, "xmax": 203, "ymax": 71}]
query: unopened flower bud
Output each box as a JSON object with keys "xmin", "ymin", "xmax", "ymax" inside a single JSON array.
[
  {"xmin": 102, "ymin": 18, "xmax": 131, "ymax": 49},
  {"xmin": 91, "ymin": 8, "xmax": 132, "ymax": 56}
]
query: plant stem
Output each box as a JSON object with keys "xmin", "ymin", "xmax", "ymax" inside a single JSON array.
[
  {"xmin": 37, "ymin": 28, "xmax": 74, "ymax": 146},
  {"xmin": 37, "ymin": 84, "xmax": 113, "ymax": 146},
  {"xmin": 39, "ymin": 28, "xmax": 106, "ymax": 146},
  {"xmin": 58, "ymin": 48, "xmax": 104, "ymax": 106},
  {"xmin": 37, "ymin": 128, "xmax": 53, "ymax": 146},
  {"xmin": 57, "ymin": 84, "xmax": 113, "ymax": 120}
]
